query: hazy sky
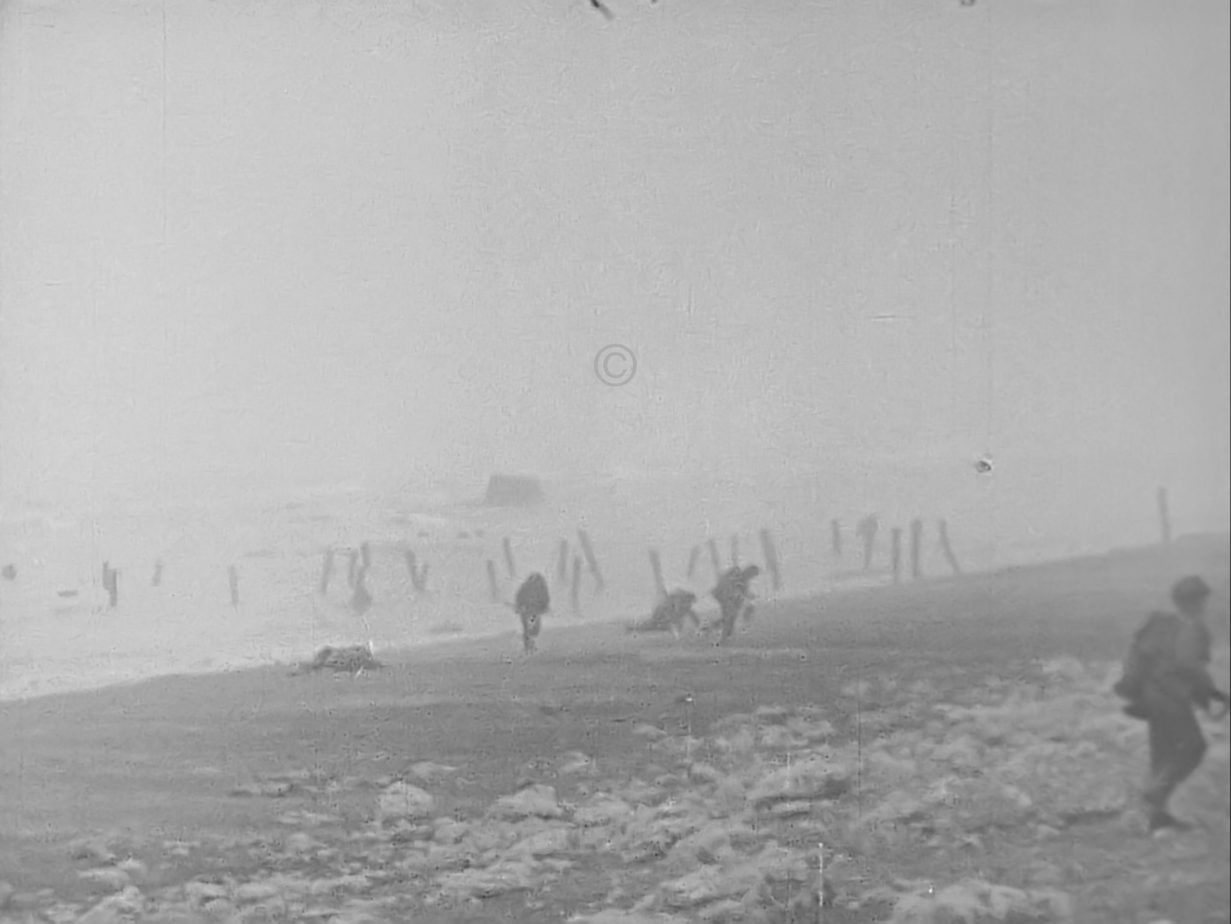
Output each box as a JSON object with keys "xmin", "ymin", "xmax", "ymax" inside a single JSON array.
[{"xmin": 1, "ymin": 0, "xmax": 1228, "ymax": 510}]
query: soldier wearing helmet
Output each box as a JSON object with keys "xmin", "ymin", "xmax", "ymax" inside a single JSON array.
[{"xmin": 1115, "ymin": 575, "xmax": 1229, "ymax": 832}]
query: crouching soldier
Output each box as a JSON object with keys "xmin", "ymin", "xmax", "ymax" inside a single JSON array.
[
  {"xmin": 1113, "ymin": 575, "xmax": 1229, "ymax": 832},
  {"xmin": 514, "ymin": 572, "xmax": 550, "ymax": 655},
  {"xmin": 711, "ymin": 564, "xmax": 761, "ymax": 645},
  {"xmin": 627, "ymin": 589, "xmax": 699, "ymax": 638}
]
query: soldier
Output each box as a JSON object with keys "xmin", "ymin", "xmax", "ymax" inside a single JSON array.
[
  {"xmin": 514, "ymin": 572, "xmax": 550, "ymax": 654},
  {"xmin": 627, "ymin": 589, "xmax": 699, "ymax": 638},
  {"xmin": 1113, "ymin": 575, "xmax": 1229, "ymax": 832},
  {"xmin": 711, "ymin": 564, "xmax": 761, "ymax": 645}
]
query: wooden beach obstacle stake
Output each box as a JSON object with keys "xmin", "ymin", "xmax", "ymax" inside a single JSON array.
[
  {"xmin": 404, "ymin": 550, "xmax": 429, "ymax": 593},
  {"xmin": 909, "ymin": 518, "xmax": 923, "ymax": 580},
  {"xmin": 228, "ymin": 564, "xmax": 239, "ymax": 609},
  {"xmin": 577, "ymin": 529, "xmax": 605, "ymax": 593},
  {"xmin": 502, "ymin": 536, "xmax": 518, "ymax": 580},
  {"xmin": 152, "ymin": 558, "xmax": 163, "ymax": 588},
  {"xmin": 707, "ymin": 538, "xmax": 722, "ymax": 577},
  {"xmin": 319, "ymin": 549, "xmax": 335, "ymax": 595},
  {"xmin": 349, "ymin": 564, "xmax": 373, "ymax": 615},
  {"xmin": 1157, "ymin": 487, "xmax": 1172, "ymax": 546},
  {"xmin": 104, "ymin": 565, "xmax": 119, "ymax": 609},
  {"xmin": 831, "ymin": 519, "xmax": 842, "ymax": 558},
  {"xmin": 759, "ymin": 528, "xmax": 781, "ymax": 592},
  {"xmin": 570, "ymin": 555, "xmax": 583, "ymax": 616},
  {"xmin": 857, "ymin": 515, "xmax": 879, "ymax": 571},
  {"xmin": 347, "ymin": 549, "xmax": 359, "ymax": 589},
  {"xmin": 937, "ymin": 519, "xmax": 962, "ymax": 575},
  {"xmin": 686, "ymin": 545, "xmax": 700, "ymax": 580},
  {"xmin": 890, "ymin": 528, "xmax": 902, "ymax": 584},
  {"xmin": 649, "ymin": 548, "xmax": 666, "ymax": 601},
  {"xmin": 486, "ymin": 559, "xmax": 501, "ymax": 604}
]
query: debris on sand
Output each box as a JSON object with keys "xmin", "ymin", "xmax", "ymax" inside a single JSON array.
[{"xmin": 293, "ymin": 644, "xmax": 382, "ymax": 675}]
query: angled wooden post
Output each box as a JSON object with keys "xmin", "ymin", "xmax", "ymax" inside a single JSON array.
[
  {"xmin": 686, "ymin": 545, "xmax": 701, "ymax": 581},
  {"xmin": 502, "ymin": 536, "xmax": 517, "ymax": 580},
  {"xmin": 1156, "ymin": 487, "xmax": 1172, "ymax": 546},
  {"xmin": 890, "ymin": 528, "xmax": 902, "ymax": 584},
  {"xmin": 759, "ymin": 528, "xmax": 781, "ymax": 591},
  {"xmin": 909, "ymin": 518, "xmax": 923, "ymax": 580},
  {"xmin": 937, "ymin": 519, "xmax": 962, "ymax": 575},
  {"xmin": 486, "ymin": 559, "xmax": 501, "ymax": 603},
  {"xmin": 649, "ymin": 549, "xmax": 666, "ymax": 601},
  {"xmin": 577, "ymin": 529, "xmax": 605, "ymax": 593},
  {"xmin": 570, "ymin": 555, "xmax": 583, "ymax": 615},
  {"xmin": 319, "ymin": 549, "xmax": 335, "ymax": 595},
  {"xmin": 858, "ymin": 515, "xmax": 879, "ymax": 571},
  {"xmin": 707, "ymin": 538, "xmax": 722, "ymax": 577}
]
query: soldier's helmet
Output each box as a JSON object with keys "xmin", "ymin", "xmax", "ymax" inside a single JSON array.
[{"xmin": 1172, "ymin": 575, "xmax": 1212, "ymax": 609}]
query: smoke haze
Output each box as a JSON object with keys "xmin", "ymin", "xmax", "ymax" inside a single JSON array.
[{"xmin": 1, "ymin": 0, "xmax": 1228, "ymax": 524}]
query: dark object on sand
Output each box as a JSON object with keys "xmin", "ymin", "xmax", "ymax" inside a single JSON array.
[
  {"xmin": 627, "ymin": 589, "xmax": 699, "ymax": 638},
  {"xmin": 515, "ymin": 572, "xmax": 550, "ymax": 654},
  {"xmin": 2, "ymin": 564, "xmax": 16, "ymax": 581},
  {"xmin": 297, "ymin": 644, "xmax": 382, "ymax": 675}
]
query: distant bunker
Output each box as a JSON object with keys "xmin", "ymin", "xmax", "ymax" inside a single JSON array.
[{"xmin": 483, "ymin": 473, "xmax": 546, "ymax": 508}]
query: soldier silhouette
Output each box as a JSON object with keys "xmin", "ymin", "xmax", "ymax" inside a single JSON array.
[{"xmin": 1114, "ymin": 575, "xmax": 1229, "ymax": 832}]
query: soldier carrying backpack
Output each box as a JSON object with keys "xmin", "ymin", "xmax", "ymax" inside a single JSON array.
[{"xmin": 1113, "ymin": 575, "xmax": 1229, "ymax": 832}]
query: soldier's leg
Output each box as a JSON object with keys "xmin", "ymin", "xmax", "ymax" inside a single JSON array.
[
  {"xmin": 1144, "ymin": 695, "xmax": 1206, "ymax": 825},
  {"xmin": 1169, "ymin": 702, "xmax": 1207, "ymax": 789},
  {"xmin": 1143, "ymin": 710, "xmax": 1172, "ymax": 814}
]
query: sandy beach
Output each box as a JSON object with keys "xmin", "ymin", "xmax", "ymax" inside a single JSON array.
[{"xmin": 1, "ymin": 533, "xmax": 1227, "ymax": 923}]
